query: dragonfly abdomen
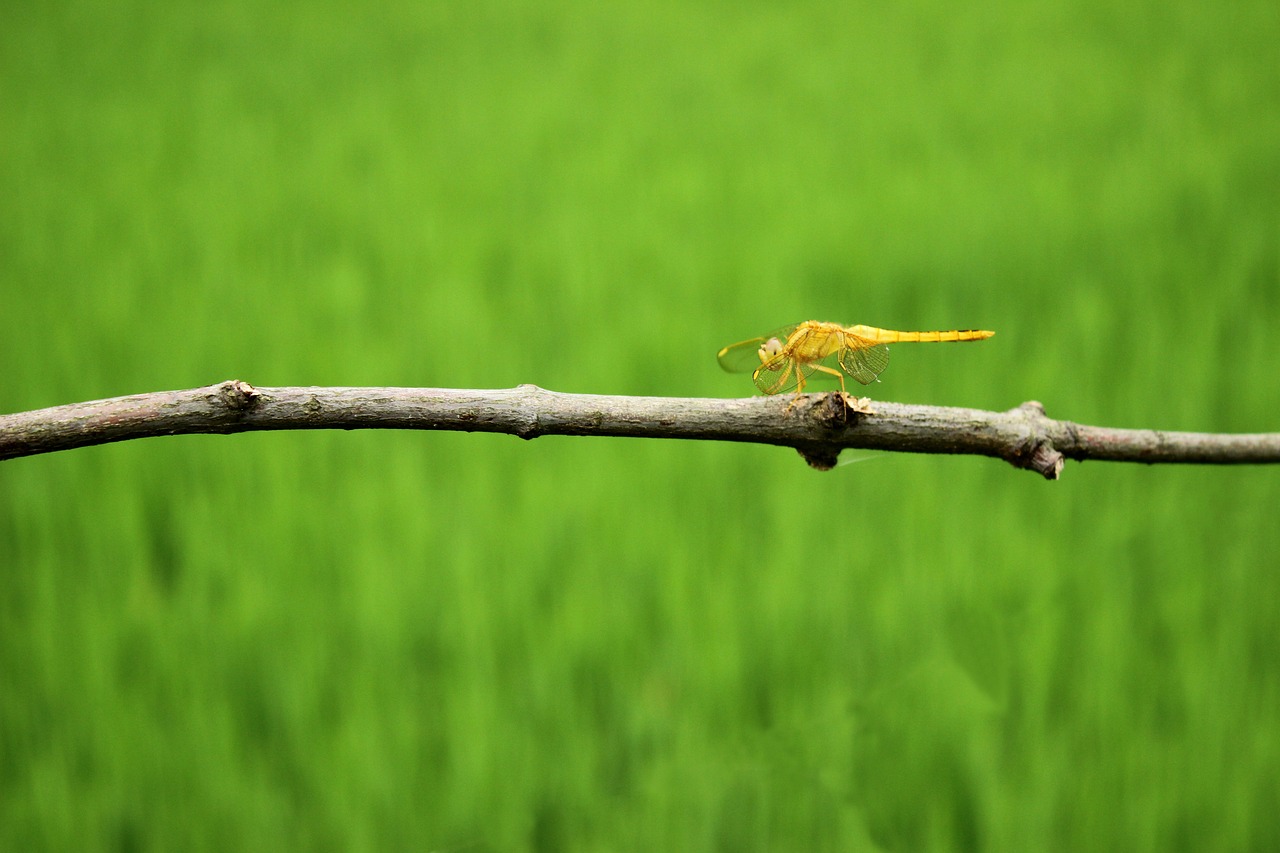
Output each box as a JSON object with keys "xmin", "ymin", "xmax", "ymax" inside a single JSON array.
[{"xmin": 850, "ymin": 326, "xmax": 995, "ymax": 344}]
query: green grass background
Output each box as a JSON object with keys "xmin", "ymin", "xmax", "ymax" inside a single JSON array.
[{"xmin": 3, "ymin": 1, "xmax": 1279, "ymax": 850}]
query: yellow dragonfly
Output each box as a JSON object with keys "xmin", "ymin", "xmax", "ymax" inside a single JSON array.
[{"xmin": 718, "ymin": 320, "xmax": 994, "ymax": 397}]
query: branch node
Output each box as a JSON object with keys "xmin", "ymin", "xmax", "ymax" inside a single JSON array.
[
  {"xmin": 796, "ymin": 445, "xmax": 840, "ymax": 471},
  {"xmin": 217, "ymin": 380, "xmax": 262, "ymax": 412},
  {"xmin": 790, "ymin": 394, "xmax": 879, "ymax": 471},
  {"xmin": 515, "ymin": 417, "xmax": 542, "ymax": 440},
  {"xmin": 1028, "ymin": 442, "xmax": 1066, "ymax": 480},
  {"xmin": 1001, "ymin": 400, "xmax": 1066, "ymax": 479},
  {"xmin": 808, "ymin": 391, "xmax": 874, "ymax": 428},
  {"xmin": 512, "ymin": 385, "xmax": 544, "ymax": 439}
]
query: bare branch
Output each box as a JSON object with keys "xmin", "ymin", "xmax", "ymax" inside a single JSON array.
[{"xmin": 1, "ymin": 380, "xmax": 1277, "ymax": 479}]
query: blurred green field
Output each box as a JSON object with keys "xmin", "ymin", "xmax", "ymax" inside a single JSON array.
[{"xmin": 3, "ymin": 1, "xmax": 1279, "ymax": 850}]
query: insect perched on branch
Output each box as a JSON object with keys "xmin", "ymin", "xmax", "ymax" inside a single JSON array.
[{"xmin": 718, "ymin": 320, "xmax": 995, "ymax": 398}]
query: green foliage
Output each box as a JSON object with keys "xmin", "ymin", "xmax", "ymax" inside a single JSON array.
[{"xmin": 2, "ymin": 0, "xmax": 1278, "ymax": 849}]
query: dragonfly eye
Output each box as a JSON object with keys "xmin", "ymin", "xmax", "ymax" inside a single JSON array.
[{"xmin": 757, "ymin": 337, "xmax": 784, "ymax": 363}]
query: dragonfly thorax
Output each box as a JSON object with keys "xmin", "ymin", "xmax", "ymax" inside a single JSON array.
[{"xmin": 787, "ymin": 323, "xmax": 844, "ymax": 361}]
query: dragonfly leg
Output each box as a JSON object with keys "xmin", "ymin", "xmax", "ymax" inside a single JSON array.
[
  {"xmin": 809, "ymin": 363, "xmax": 850, "ymax": 399},
  {"xmin": 808, "ymin": 363, "xmax": 856, "ymax": 419},
  {"xmin": 783, "ymin": 370, "xmax": 808, "ymax": 414}
]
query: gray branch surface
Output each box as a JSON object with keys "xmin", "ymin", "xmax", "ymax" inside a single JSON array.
[{"xmin": 2, "ymin": 380, "xmax": 1278, "ymax": 479}]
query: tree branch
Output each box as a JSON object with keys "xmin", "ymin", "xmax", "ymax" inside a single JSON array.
[{"xmin": 1, "ymin": 380, "xmax": 1277, "ymax": 479}]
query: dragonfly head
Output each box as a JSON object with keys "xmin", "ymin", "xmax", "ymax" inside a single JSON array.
[{"xmin": 757, "ymin": 337, "xmax": 784, "ymax": 364}]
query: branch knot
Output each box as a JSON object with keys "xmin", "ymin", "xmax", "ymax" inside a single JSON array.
[
  {"xmin": 1008, "ymin": 401, "xmax": 1064, "ymax": 479},
  {"xmin": 217, "ymin": 380, "xmax": 262, "ymax": 413}
]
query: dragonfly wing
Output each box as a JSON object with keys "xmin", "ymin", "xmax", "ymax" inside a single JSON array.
[
  {"xmin": 838, "ymin": 341, "xmax": 890, "ymax": 385},
  {"xmin": 717, "ymin": 337, "xmax": 769, "ymax": 373},
  {"xmin": 753, "ymin": 354, "xmax": 812, "ymax": 395},
  {"xmin": 717, "ymin": 324, "xmax": 800, "ymax": 373}
]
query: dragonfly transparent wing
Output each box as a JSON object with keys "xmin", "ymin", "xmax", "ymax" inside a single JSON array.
[
  {"xmin": 717, "ymin": 336, "xmax": 769, "ymax": 373},
  {"xmin": 717, "ymin": 325, "xmax": 799, "ymax": 373},
  {"xmin": 837, "ymin": 337, "xmax": 890, "ymax": 385},
  {"xmin": 753, "ymin": 353, "xmax": 813, "ymax": 395}
]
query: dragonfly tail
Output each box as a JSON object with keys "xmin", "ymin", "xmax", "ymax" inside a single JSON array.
[{"xmin": 852, "ymin": 326, "xmax": 995, "ymax": 343}]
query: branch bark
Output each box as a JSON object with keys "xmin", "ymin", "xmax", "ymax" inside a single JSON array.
[{"xmin": 2, "ymin": 380, "xmax": 1277, "ymax": 479}]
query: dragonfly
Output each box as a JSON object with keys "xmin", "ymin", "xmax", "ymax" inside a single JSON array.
[{"xmin": 717, "ymin": 320, "xmax": 994, "ymax": 397}]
